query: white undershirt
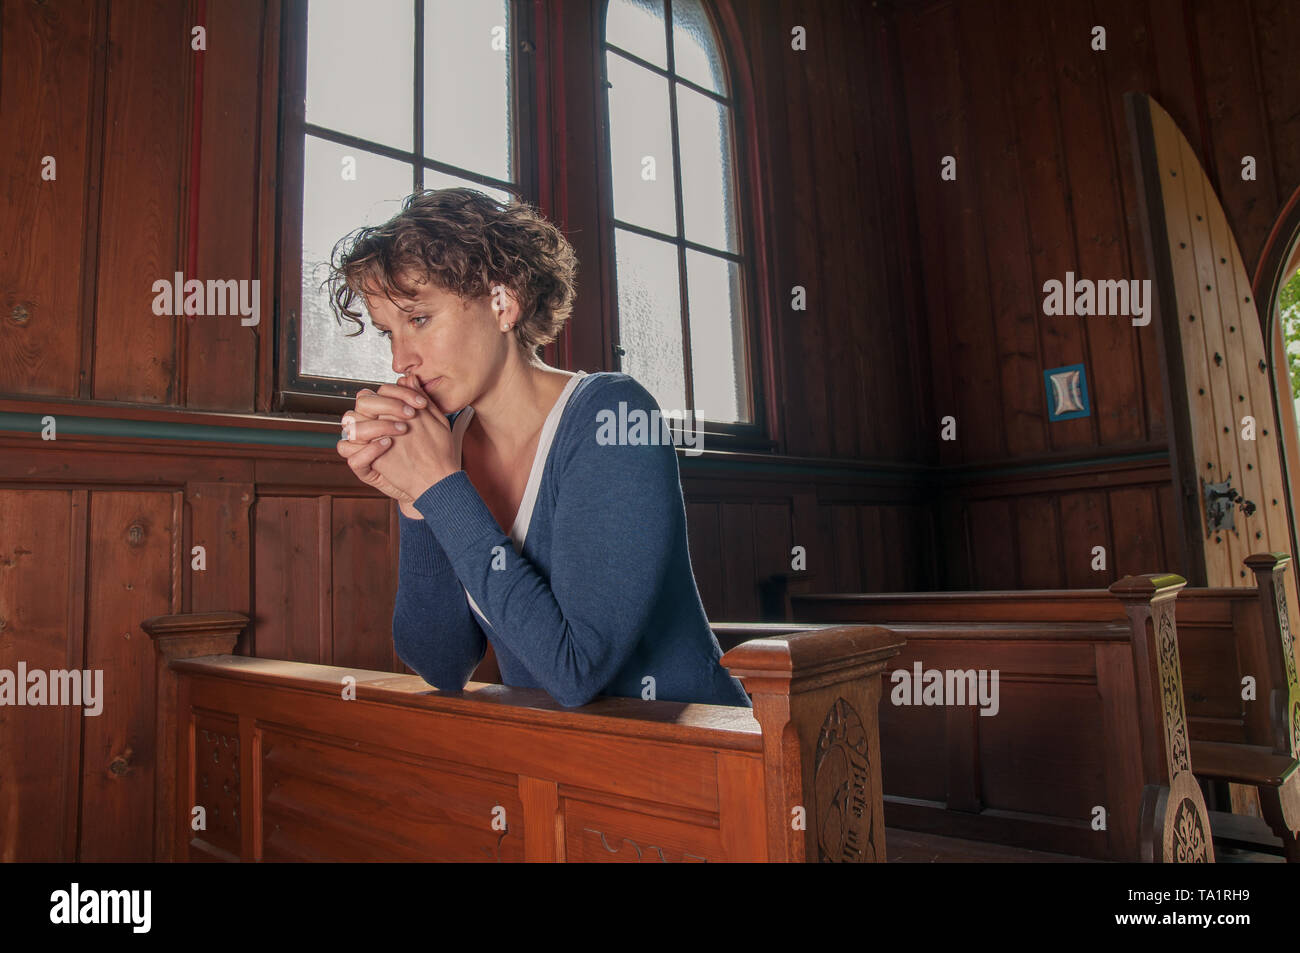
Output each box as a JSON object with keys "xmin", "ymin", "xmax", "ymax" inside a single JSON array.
[{"xmin": 459, "ymin": 371, "xmax": 588, "ymax": 628}]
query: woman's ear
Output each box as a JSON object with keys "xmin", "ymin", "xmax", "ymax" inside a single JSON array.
[{"xmin": 489, "ymin": 284, "xmax": 521, "ymax": 329}]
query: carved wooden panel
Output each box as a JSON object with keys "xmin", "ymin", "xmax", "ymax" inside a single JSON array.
[
  {"xmin": 190, "ymin": 712, "xmax": 241, "ymax": 859},
  {"xmin": 561, "ymin": 799, "xmax": 720, "ymax": 863},
  {"xmin": 814, "ymin": 697, "xmax": 875, "ymax": 862},
  {"xmin": 1151, "ymin": 599, "xmax": 1213, "ymax": 862}
]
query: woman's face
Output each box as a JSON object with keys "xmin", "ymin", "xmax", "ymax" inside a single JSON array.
[{"xmin": 364, "ymin": 278, "xmax": 515, "ymax": 413}]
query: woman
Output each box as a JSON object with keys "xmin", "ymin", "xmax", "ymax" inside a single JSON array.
[{"xmin": 331, "ymin": 188, "xmax": 750, "ymax": 709}]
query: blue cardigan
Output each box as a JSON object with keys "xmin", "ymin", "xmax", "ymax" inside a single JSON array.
[{"xmin": 393, "ymin": 371, "xmax": 752, "ymax": 709}]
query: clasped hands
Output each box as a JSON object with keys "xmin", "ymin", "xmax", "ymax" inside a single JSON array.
[{"xmin": 337, "ymin": 374, "xmax": 460, "ymax": 511}]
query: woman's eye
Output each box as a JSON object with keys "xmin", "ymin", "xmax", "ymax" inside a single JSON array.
[
  {"xmin": 410, "ymin": 315, "xmax": 428, "ymax": 327},
  {"xmin": 378, "ymin": 329, "xmax": 392, "ymax": 339}
]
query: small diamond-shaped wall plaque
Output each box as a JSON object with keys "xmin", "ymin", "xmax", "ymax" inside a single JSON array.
[{"xmin": 1044, "ymin": 363, "xmax": 1090, "ymax": 421}]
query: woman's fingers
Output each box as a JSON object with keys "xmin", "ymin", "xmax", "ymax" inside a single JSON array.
[
  {"xmin": 354, "ymin": 383, "xmax": 428, "ymax": 421},
  {"xmin": 342, "ymin": 435, "xmax": 391, "ymax": 480},
  {"xmin": 350, "ymin": 417, "xmax": 408, "ymax": 443}
]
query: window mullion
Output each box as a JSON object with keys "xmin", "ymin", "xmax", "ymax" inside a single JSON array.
[
  {"xmin": 665, "ymin": 0, "xmax": 694, "ymax": 417},
  {"xmin": 413, "ymin": 0, "xmax": 425, "ymax": 194}
]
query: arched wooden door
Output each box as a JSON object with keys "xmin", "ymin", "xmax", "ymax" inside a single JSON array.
[{"xmin": 1126, "ymin": 94, "xmax": 1300, "ymax": 708}]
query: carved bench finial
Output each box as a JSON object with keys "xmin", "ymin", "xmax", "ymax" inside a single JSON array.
[
  {"xmin": 723, "ymin": 625, "xmax": 904, "ymax": 863},
  {"xmin": 1108, "ymin": 573, "xmax": 1213, "ymax": 862}
]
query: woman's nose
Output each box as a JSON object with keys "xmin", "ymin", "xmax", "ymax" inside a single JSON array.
[{"xmin": 391, "ymin": 341, "xmax": 419, "ymax": 376}]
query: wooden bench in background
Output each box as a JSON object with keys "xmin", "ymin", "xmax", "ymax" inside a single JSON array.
[
  {"xmin": 791, "ymin": 555, "xmax": 1300, "ymax": 860},
  {"xmin": 789, "ymin": 574, "xmax": 1216, "ymax": 862},
  {"xmin": 142, "ymin": 615, "xmax": 903, "ymax": 862}
]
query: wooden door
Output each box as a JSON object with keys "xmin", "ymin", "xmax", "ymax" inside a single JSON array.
[{"xmin": 1127, "ymin": 93, "xmax": 1300, "ymax": 706}]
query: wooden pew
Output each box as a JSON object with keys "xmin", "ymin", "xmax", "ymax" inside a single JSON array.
[
  {"xmin": 792, "ymin": 555, "xmax": 1300, "ymax": 860},
  {"xmin": 1187, "ymin": 554, "xmax": 1300, "ymax": 860},
  {"xmin": 790, "ymin": 574, "xmax": 1214, "ymax": 862},
  {"xmin": 146, "ymin": 615, "xmax": 903, "ymax": 862}
]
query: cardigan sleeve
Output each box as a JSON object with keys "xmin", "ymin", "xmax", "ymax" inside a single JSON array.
[
  {"xmin": 412, "ymin": 376, "xmax": 679, "ymax": 707},
  {"xmin": 391, "ymin": 510, "xmax": 488, "ymax": 691}
]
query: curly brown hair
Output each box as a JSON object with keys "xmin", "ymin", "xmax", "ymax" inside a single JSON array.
[{"xmin": 324, "ymin": 187, "xmax": 578, "ymax": 353}]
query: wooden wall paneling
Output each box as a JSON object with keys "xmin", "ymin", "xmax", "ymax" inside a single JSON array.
[
  {"xmin": 331, "ymin": 496, "xmax": 399, "ymax": 671},
  {"xmin": 856, "ymin": 505, "xmax": 886, "ymax": 593},
  {"xmin": 1046, "ymin": 0, "xmax": 1146, "ymax": 448},
  {"xmin": 775, "ymin": 0, "xmax": 830, "ymax": 458},
  {"xmin": 966, "ymin": 496, "xmax": 1018, "ymax": 589},
  {"xmin": 743, "ymin": 0, "xmax": 798, "ymax": 455},
  {"xmin": 940, "ymin": 1, "xmax": 1008, "ymax": 463},
  {"xmin": 1059, "ymin": 490, "xmax": 1109, "ymax": 586},
  {"xmin": 255, "ymin": 0, "xmax": 282, "ymax": 412},
  {"xmin": 1156, "ymin": 480, "xmax": 1184, "ymax": 576},
  {"xmin": 956, "ymin": 0, "xmax": 1047, "ymax": 460},
  {"xmin": 187, "ymin": 482, "xmax": 252, "ymax": 620},
  {"xmin": 1190, "ymin": 0, "xmax": 1278, "ymax": 274},
  {"xmin": 999, "ymin": 0, "xmax": 1093, "ymax": 453},
  {"xmin": 685, "ymin": 501, "xmax": 723, "ymax": 618},
  {"xmin": 1094, "ymin": 0, "xmax": 1168, "ymax": 444},
  {"xmin": 188, "ymin": 0, "xmax": 264, "ymax": 411},
  {"xmin": 91, "ymin": 0, "xmax": 190, "ymax": 403},
  {"xmin": 886, "ymin": 17, "xmax": 939, "ymax": 465},
  {"xmin": 936, "ymin": 492, "xmax": 972, "ymax": 589},
  {"xmin": 827, "ymin": 503, "xmax": 858, "ymax": 592},
  {"xmin": 789, "ymin": 488, "xmax": 820, "ymax": 591},
  {"xmin": 837, "ymin": 0, "xmax": 880, "ymax": 457},
  {"xmin": 718, "ymin": 503, "xmax": 757, "ymax": 620},
  {"xmin": 252, "ymin": 496, "xmax": 324, "ymax": 661},
  {"xmin": 1108, "ymin": 486, "xmax": 1162, "ymax": 576},
  {"xmin": 1015, "ymin": 495, "xmax": 1062, "ymax": 588},
  {"xmin": 317, "ymin": 497, "xmax": 332, "ymax": 665},
  {"xmin": 0, "ymin": 491, "xmax": 76, "ymax": 861},
  {"xmin": 388, "ymin": 503, "xmax": 405, "ymax": 672},
  {"xmin": 0, "ymin": 0, "xmax": 96, "ymax": 399},
  {"xmin": 897, "ymin": 3, "xmax": 999, "ymax": 464},
  {"xmin": 894, "ymin": 6, "xmax": 967, "ymax": 465},
  {"xmin": 79, "ymin": 489, "xmax": 176, "ymax": 861},
  {"xmin": 1252, "ymin": 0, "xmax": 1300, "ymax": 238},
  {"xmin": 63, "ymin": 490, "xmax": 89, "ymax": 859},
  {"xmin": 879, "ymin": 506, "xmax": 907, "ymax": 592},
  {"xmin": 859, "ymin": 5, "xmax": 928, "ymax": 462},
  {"xmin": 751, "ymin": 500, "xmax": 792, "ymax": 586},
  {"xmin": 1145, "ymin": 0, "xmax": 1205, "ymax": 170},
  {"xmin": 798, "ymin": 1, "xmax": 859, "ymax": 459},
  {"xmin": 823, "ymin": 0, "xmax": 875, "ymax": 459}
]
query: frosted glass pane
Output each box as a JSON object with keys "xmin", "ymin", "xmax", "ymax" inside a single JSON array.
[
  {"xmin": 687, "ymin": 250, "xmax": 748, "ymax": 423},
  {"xmin": 424, "ymin": 167, "xmax": 512, "ymax": 204},
  {"xmin": 424, "ymin": 0, "xmax": 512, "ymax": 181},
  {"xmin": 607, "ymin": 55, "xmax": 677, "ymax": 235},
  {"xmin": 615, "ymin": 229, "xmax": 686, "ymax": 414},
  {"xmin": 671, "ymin": 0, "xmax": 725, "ymax": 94},
  {"xmin": 676, "ymin": 85, "xmax": 737, "ymax": 252},
  {"xmin": 606, "ymin": 0, "xmax": 666, "ymax": 68},
  {"xmin": 301, "ymin": 136, "xmax": 413, "ymax": 382},
  {"xmin": 306, "ymin": 0, "xmax": 414, "ymax": 151}
]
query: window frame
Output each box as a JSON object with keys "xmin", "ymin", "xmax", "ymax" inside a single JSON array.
[
  {"xmin": 275, "ymin": 0, "xmax": 539, "ymax": 415},
  {"xmin": 595, "ymin": 0, "xmax": 774, "ymax": 449}
]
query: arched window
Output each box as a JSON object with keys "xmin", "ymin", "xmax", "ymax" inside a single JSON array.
[
  {"xmin": 283, "ymin": 0, "xmax": 531, "ymax": 403},
  {"xmin": 602, "ymin": 0, "xmax": 754, "ymax": 426}
]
